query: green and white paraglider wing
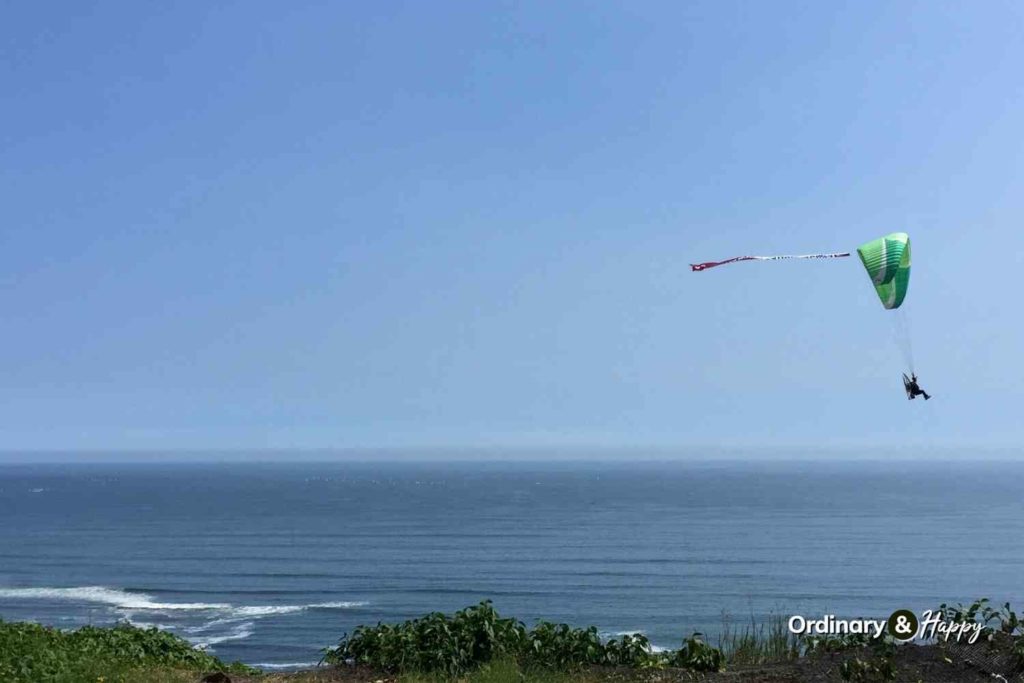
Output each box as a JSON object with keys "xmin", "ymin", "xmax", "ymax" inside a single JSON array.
[
  {"xmin": 856, "ymin": 233, "xmax": 911, "ymax": 310},
  {"xmin": 691, "ymin": 231, "xmax": 922, "ymax": 383}
]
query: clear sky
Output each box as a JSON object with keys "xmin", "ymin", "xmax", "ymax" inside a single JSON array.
[{"xmin": 3, "ymin": 1, "xmax": 1022, "ymax": 453}]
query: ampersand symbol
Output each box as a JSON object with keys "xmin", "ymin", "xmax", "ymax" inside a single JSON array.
[{"xmin": 887, "ymin": 610, "xmax": 919, "ymax": 641}]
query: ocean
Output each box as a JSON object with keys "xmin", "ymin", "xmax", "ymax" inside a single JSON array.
[{"xmin": 1, "ymin": 457, "xmax": 1022, "ymax": 670}]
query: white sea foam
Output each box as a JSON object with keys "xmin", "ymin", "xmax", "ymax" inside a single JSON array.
[
  {"xmin": 186, "ymin": 601, "xmax": 369, "ymax": 630},
  {"xmin": 599, "ymin": 630, "xmax": 667, "ymax": 653},
  {"xmin": 0, "ymin": 586, "xmax": 228, "ymax": 611},
  {"xmin": 599, "ymin": 629, "xmax": 646, "ymax": 640},
  {"xmin": 231, "ymin": 605, "xmax": 307, "ymax": 617},
  {"xmin": 0, "ymin": 586, "xmax": 370, "ymax": 652},
  {"xmin": 252, "ymin": 662, "xmax": 320, "ymax": 671},
  {"xmin": 310, "ymin": 601, "xmax": 368, "ymax": 609},
  {"xmin": 0, "ymin": 587, "xmax": 367, "ymax": 618},
  {"xmin": 123, "ymin": 618, "xmax": 170, "ymax": 631},
  {"xmin": 219, "ymin": 602, "xmax": 365, "ymax": 618},
  {"xmin": 183, "ymin": 605, "xmax": 305, "ymax": 632},
  {"xmin": 192, "ymin": 622, "xmax": 255, "ymax": 648}
]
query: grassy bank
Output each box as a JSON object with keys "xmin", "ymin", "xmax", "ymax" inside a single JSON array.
[
  {"xmin": 0, "ymin": 618, "xmax": 255, "ymax": 683},
  {"xmin": 2, "ymin": 599, "xmax": 1023, "ymax": 682}
]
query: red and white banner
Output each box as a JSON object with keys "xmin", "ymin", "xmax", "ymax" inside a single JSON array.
[{"xmin": 690, "ymin": 252, "xmax": 851, "ymax": 272}]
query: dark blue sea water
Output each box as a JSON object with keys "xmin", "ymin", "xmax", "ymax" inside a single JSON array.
[{"xmin": 1, "ymin": 458, "xmax": 1022, "ymax": 670}]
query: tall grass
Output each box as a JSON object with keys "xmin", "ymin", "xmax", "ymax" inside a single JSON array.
[{"xmin": 716, "ymin": 612, "xmax": 800, "ymax": 666}]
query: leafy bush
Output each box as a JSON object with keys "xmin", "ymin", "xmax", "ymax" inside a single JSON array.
[
  {"xmin": 601, "ymin": 632, "xmax": 655, "ymax": 668},
  {"xmin": 325, "ymin": 601, "xmax": 659, "ymax": 675},
  {"xmin": 670, "ymin": 633, "xmax": 725, "ymax": 672},
  {"xmin": 523, "ymin": 622, "xmax": 653, "ymax": 669},
  {"xmin": 324, "ymin": 601, "xmax": 528, "ymax": 675},
  {"xmin": 522, "ymin": 621, "xmax": 602, "ymax": 670},
  {"xmin": 0, "ymin": 618, "xmax": 254, "ymax": 683},
  {"xmin": 938, "ymin": 598, "xmax": 1024, "ymax": 641}
]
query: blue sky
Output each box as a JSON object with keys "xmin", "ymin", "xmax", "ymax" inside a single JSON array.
[{"xmin": 2, "ymin": 1, "xmax": 1022, "ymax": 452}]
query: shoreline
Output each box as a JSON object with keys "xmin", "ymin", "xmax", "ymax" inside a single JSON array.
[{"xmin": 5, "ymin": 599, "xmax": 1020, "ymax": 683}]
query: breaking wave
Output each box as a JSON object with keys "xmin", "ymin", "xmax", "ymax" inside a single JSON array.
[
  {"xmin": 0, "ymin": 585, "xmax": 369, "ymax": 651},
  {"xmin": 191, "ymin": 622, "xmax": 256, "ymax": 648},
  {"xmin": 0, "ymin": 586, "xmax": 229, "ymax": 611},
  {"xmin": 0, "ymin": 586, "xmax": 366, "ymax": 617}
]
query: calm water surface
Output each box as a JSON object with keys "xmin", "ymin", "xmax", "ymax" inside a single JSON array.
[{"xmin": 1, "ymin": 458, "xmax": 1021, "ymax": 669}]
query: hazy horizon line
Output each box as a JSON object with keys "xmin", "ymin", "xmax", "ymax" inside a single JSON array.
[{"xmin": 0, "ymin": 443, "xmax": 1019, "ymax": 464}]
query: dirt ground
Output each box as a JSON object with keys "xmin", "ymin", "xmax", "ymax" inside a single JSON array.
[{"xmin": 214, "ymin": 643, "xmax": 1019, "ymax": 683}]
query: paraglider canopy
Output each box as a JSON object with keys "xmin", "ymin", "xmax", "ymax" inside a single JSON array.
[
  {"xmin": 691, "ymin": 232, "xmax": 924, "ymax": 392},
  {"xmin": 856, "ymin": 233, "xmax": 911, "ymax": 310}
]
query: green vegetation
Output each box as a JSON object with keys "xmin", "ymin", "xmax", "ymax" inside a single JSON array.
[
  {"xmin": 0, "ymin": 618, "xmax": 255, "ymax": 683},
  {"xmin": 801, "ymin": 632, "xmax": 874, "ymax": 655},
  {"xmin": 668, "ymin": 632, "xmax": 723, "ymax": 672},
  {"xmin": 715, "ymin": 612, "xmax": 800, "ymax": 665},
  {"xmin": 938, "ymin": 597, "xmax": 1024, "ymax": 640},
  {"xmin": 937, "ymin": 598, "xmax": 1024, "ymax": 674},
  {"xmin": 838, "ymin": 655, "xmax": 896, "ymax": 683},
  {"xmin": 837, "ymin": 638, "xmax": 897, "ymax": 682},
  {"xmin": 325, "ymin": 600, "xmax": 1024, "ymax": 681},
  {"xmin": 5, "ymin": 598, "xmax": 1024, "ymax": 682},
  {"xmin": 322, "ymin": 601, "xmax": 660, "ymax": 675}
]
